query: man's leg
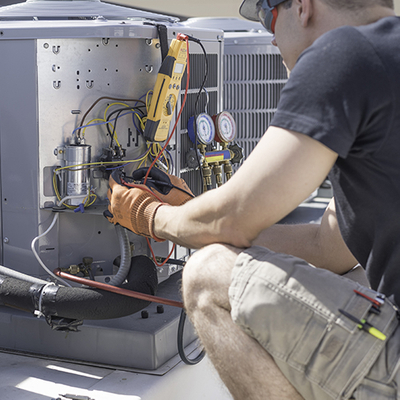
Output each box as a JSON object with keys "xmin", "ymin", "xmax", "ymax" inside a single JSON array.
[{"xmin": 182, "ymin": 243, "xmax": 304, "ymax": 400}]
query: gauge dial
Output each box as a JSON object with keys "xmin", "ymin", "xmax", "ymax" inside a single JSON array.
[
  {"xmin": 213, "ymin": 112, "xmax": 236, "ymax": 143},
  {"xmin": 196, "ymin": 113, "xmax": 215, "ymax": 145},
  {"xmin": 187, "ymin": 113, "xmax": 215, "ymax": 145}
]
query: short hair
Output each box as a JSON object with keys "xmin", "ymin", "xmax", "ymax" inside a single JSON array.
[
  {"xmin": 282, "ymin": 0, "xmax": 293, "ymax": 9},
  {"xmin": 319, "ymin": 0, "xmax": 393, "ymax": 10},
  {"xmin": 281, "ymin": 0, "xmax": 394, "ymax": 10}
]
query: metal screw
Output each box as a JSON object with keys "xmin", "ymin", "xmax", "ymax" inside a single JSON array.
[{"xmin": 3, "ymin": 237, "xmax": 9, "ymax": 244}]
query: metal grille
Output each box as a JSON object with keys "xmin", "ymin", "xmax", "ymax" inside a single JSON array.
[
  {"xmin": 181, "ymin": 53, "xmax": 218, "ymax": 90},
  {"xmin": 223, "ymin": 36, "xmax": 288, "ymax": 169},
  {"xmin": 177, "ymin": 52, "xmax": 221, "ymax": 196}
]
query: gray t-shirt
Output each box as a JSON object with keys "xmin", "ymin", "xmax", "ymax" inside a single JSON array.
[{"xmin": 271, "ymin": 16, "xmax": 400, "ymax": 303}]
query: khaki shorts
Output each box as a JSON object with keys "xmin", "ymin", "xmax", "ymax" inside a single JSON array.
[{"xmin": 229, "ymin": 246, "xmax": 400, "ymax": 400}]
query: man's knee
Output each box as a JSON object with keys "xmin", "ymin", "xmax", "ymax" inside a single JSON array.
[{"xmin": 182, "ymin": 243, "xmax": 240, "ymax": 312}]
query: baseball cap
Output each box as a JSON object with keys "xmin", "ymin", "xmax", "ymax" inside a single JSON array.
[{"xmin": 239, "ymin": 0, "xmax": 288, "ymax": 33}]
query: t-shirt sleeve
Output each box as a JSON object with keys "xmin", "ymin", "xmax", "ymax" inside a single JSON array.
[{"xmin": 271, "ymin": 26, "xmax": 393, "ymax": 159}]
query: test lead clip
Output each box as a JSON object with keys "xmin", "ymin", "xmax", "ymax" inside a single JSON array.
[{"xmin": 338, "ymin": 309, "xmax": 386, "ymax": 341}]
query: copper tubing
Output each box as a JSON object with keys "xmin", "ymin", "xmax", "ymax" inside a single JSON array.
[{"xmin": 53, "ymin": 268, "xmax": 184, "ymax": 308}]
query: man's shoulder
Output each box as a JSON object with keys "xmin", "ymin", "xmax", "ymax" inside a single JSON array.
[{"xmin": 314, "ymin": 16, "xmax": 400, "ymax": 53}]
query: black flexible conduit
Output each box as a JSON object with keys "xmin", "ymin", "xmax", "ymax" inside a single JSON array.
[
  {"xmin": 177, "ymin": 309, "xmax": 206, "ymax": 365},
  {"xmin": 0, "ymin": 255, "xmax": 158, "ymax": 321}
]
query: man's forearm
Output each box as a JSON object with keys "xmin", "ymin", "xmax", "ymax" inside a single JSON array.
[
  {"xmin": 252, "ymin": 223, "xmax": 321, "ymax": 264},
  {"xmin": 153, "ymin": 128, "xmax": 339, "ymax": 253},
  {"xmin": 153, "ymin": 191, "xmax": 253, "ymax": 250},
  {"xmin": 253, "ymin": 219, "xmax": 358, "ymax": 274}
]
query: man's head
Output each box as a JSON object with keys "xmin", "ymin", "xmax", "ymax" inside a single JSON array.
[
  {"xmin": 240, "ymin": 0, "xmax": 395, "ymax": 69},
  {"xmin": 240, "ymin": 0, "xmax": 394, "ymax": 34}
]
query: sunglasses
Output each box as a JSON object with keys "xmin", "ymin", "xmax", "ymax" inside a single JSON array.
[{"xmin": 257, "ymin": 0, "xmax": 285, "ymax": 34}]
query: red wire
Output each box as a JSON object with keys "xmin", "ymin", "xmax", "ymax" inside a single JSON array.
[
  {"xmin": 146, "ymin": 237, "xmax": 176, "ymax": 267},
  {"xmin": 140, "ymin": 36, "xmax": 190, "ymax": 266},
  {"xmin": 120, "ymin": 178, "xmax": 165, "ymax": 203}
]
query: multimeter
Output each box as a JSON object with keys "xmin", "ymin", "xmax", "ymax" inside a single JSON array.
[{"xmin": 144, "ymin": 33, "xmax": 188, "ymax": 142}]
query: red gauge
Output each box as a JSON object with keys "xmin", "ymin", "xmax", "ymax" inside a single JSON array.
[{"xmin": 213, "ymin": 112, "xmax": 236, "ymax": 143}]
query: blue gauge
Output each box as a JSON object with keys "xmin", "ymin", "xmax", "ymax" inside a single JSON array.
[{"xmin": 188, "ymin": 113, "xmax": 215, "ymax": 145}]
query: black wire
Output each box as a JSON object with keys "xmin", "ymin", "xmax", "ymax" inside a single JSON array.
[
  {"xmin": 177, "ymin": 308, "xmax": 206, "ymax": 365},
  {"xmin": 76, "ymin": 97, "xmax": 146, "ymax": 138},
  {"xmin": 188, "ymin": 37, "xmax": 209, "ymax": 194},
  {"xmin": 106, "ymin": 106, "xmax": 146, "ymax": 147},
  {"xmin": 110, "ymin": 109, "xmax": 125, "ymax": 147},
  {"xmin": 187, "ymin": 36, "xmax": 209, "ymax": 117}
]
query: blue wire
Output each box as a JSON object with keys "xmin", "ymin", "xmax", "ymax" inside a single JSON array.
[
  {"xmin": 135, "ymin": 93, "xmax": 149, "ymax": 108},
  {"xmin": 106, "ymin": 164, "xmax": 130, "ymax": 171}
]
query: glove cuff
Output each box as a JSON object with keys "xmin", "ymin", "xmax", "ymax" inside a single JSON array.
[
  {"xmin": 147, "ymin": 202, "xmax": 165, "ymax": 242},
  {"xmin": 129, "ymin": 193, "xmax": 165, "ymax": 242}
]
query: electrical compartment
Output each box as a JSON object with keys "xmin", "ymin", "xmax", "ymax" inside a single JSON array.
[{"xmin": 0, "ymin": 0, "xmax": 224, "ymax": 371}]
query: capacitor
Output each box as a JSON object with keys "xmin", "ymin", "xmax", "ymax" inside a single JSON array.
[{"xmin": 64, "ymin": 144, "xmax": 91, "ymax": 206}]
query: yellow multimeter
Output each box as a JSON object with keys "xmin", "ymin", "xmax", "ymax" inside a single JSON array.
[{"xmin": 144, "ymin": 33, "xmax": 188, "ymax": 142}]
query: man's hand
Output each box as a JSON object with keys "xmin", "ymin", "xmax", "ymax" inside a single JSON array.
[
  {"xmin": 104, "ymin": 168, "xmax": 194, "ymax": 241},
  {"xmin": 130, "ymin": 167, "xmax": 194, "ymax": 205}
]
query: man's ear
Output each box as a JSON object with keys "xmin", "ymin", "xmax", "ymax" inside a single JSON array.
[{"xmin": 296, "ymin": 0, "xmax": 313, "ymax": 28}]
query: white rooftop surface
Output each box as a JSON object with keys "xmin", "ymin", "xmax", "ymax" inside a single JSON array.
[{"xmin": 0, "ymin": 350, "xmax": 233, "ymax": 399}]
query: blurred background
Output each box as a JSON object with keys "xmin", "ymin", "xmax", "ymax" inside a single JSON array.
[
  {"xmin": 107, "ymin": 0, "xmax": 400, "ymax": 19},
  {"xmin": 0, "ymin": 0, "xmax": 399, "ymax": 19}
]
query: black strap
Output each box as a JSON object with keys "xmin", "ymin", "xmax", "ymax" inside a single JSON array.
[{"xmin": 156, "ymin": 24, "xmax": 169, "ymax": 61}]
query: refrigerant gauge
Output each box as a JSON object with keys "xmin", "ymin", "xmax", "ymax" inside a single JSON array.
[
  {"xmin": 213, "ymin": 111, "xmax": 236, "ymax": 143},
  {"xmin": 188, "ymin": 113, "xmax": 215, "ymax": 145}
]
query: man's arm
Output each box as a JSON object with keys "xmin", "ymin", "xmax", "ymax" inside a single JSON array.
[
  {"xmin": 154, "ymin": 126, "xmax": 338, "ymax": 249},
  {"xmin": 252, "ymin": 198, "xmax": 359, "ymax": 274}
]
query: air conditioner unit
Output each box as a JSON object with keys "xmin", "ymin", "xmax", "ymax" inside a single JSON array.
[{"xmin": 0, "ymin": 0, "xmax": 223, "ymax": 371}]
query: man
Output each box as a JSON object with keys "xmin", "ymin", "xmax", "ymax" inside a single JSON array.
[{"xmin": 106, "ymin": 0, "xmax": 400, "ymax": 398}]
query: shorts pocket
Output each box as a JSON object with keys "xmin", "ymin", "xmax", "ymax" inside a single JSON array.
[{"xmin": 353, "ymin": 378, "xmax": 396, "ymax": 400}]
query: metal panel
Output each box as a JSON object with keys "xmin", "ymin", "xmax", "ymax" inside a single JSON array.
[
  {"xmin": 0, "ymin": 39, "xmax": 40, "ymax": 272},
  {"xmin": 37, "ymin": 36, "xmax": 161, "ymax": 208}
]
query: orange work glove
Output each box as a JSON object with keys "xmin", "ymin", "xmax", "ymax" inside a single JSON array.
[{"xmin": 104, "ymin": 168, "xmax": 194, "ymax": 240}]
